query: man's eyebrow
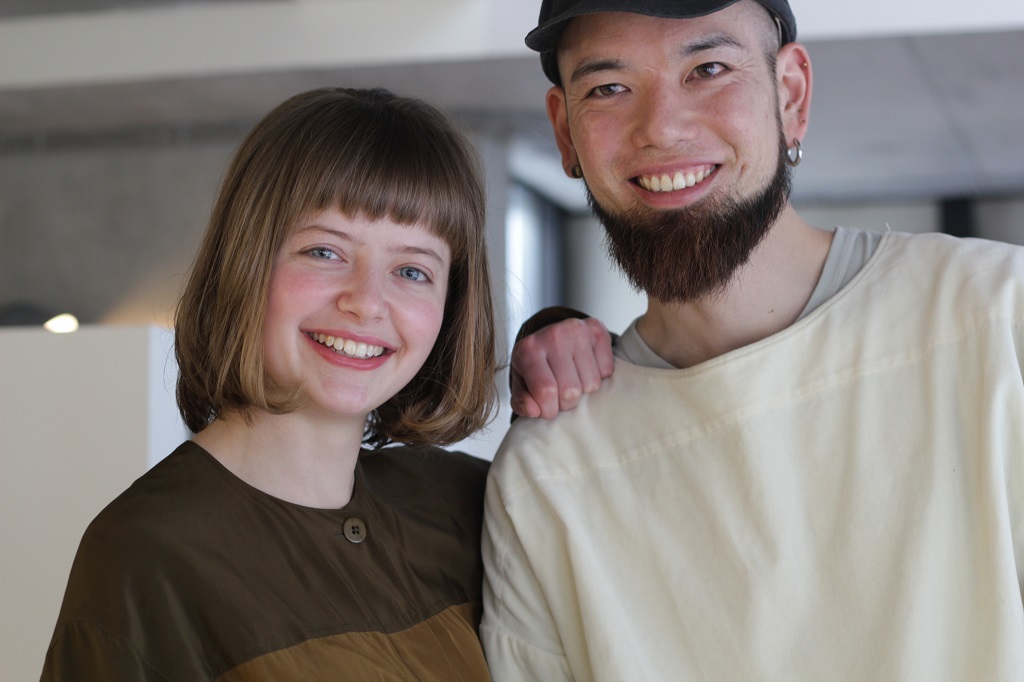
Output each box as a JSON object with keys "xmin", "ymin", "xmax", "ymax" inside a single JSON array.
[
  {"xmin": 568, "ymin": 33, "xmax": 747, "ymax": 86},
  {"xmin": 569, "ymin": 58, "xmax": 624, "ymax": 87},
  {"xmin": 681, "ymin": 33, "xmax": 745, "ymax": 57}
]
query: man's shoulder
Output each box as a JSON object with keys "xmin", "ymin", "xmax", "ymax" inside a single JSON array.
[
  {"xmin": 885, "ymin": 230, "xmax": 1024, "ymax": 266},
  {"xmin": 870, "ymin": 231, "xmax": 1024, "ymax": 301},
  {"xmin": 490, "ymin": 370, "xmax": 652, "ymax": 490}
]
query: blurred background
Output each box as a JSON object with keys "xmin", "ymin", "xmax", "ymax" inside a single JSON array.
[{"xmin": 1, "ymin": 1, "xmax": 1023, "ymax": 677}]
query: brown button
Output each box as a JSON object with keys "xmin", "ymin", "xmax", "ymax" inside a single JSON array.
[{"xmin": 342, "ymin": 517, "xmax": 367, "ymax": 544}]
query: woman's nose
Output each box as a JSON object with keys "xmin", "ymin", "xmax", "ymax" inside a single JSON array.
[{"xmin": 337, "ymin": 273, "xmax": 386, "ymax": 321}]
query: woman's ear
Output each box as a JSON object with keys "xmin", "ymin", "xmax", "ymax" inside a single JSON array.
[
  {"xmin": 546, "ymin": 86, "xmax": 580, "ymax": 178},
  {"xmin": 777, "ymin": 42, "xmax": 812, "ymax": 142}
]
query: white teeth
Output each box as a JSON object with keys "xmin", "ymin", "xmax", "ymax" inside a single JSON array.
[
  {"xmin": 310, "ymin": 333, "xmax": 385, "ymax": 359},
  {"xmin": 638, "ymin": 166, "xmax": 715, "ymax": 193}
]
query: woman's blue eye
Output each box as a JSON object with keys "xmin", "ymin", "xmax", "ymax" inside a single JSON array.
[
  {"xmin": 308, "ymin": 247, "xmax": 338, "ymax": 260},
  {"xmin": 398, "ymin": 266, "xmax": 428, "ymax": 282}
]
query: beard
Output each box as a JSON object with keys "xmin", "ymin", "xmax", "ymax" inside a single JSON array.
[{"xmin": 587, "ymin": 132, "xmax": 792, "ymax": 304}]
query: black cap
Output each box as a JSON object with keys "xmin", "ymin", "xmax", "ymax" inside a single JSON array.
[{"xmin": 526, "ymin": 0, "xmax": 797, "ymax": 84}]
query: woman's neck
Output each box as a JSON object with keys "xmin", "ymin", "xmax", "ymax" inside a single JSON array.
[{"xmin": 192, "ymin": 409, "xmax": 366, "ymax": 509}]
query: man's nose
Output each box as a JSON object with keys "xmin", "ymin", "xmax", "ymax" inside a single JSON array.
[{"xmin": 631, "ymin": 86, "xmax": 697, "ymax": 150}]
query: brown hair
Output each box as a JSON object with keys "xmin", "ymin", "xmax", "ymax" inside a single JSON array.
[{"xmin": 174, "ymin": 87, "xmax": 496, "ymax": 447}]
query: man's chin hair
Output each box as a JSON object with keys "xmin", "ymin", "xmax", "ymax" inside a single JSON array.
[{"xmin": 587, "ymin": 142, "xmax": 792, "ymax": 304}]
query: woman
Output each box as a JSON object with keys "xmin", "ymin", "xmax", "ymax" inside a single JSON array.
[{"xmin": 43, "ymin": 87, "xmax": 502, "ymax": 680}]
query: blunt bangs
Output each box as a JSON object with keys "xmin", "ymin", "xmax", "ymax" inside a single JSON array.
[{"xmin": 260, "ymin": 89, "xmax": 483, "ymax": 261}]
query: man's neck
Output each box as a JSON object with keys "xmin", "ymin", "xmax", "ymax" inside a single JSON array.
[{"xmin": 636, "ymin": 207, "xmax": 834, "ymax": 368}]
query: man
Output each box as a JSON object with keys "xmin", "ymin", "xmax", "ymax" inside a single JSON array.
[{"xmin": 483, "ymin": 1, "xmax": 1024, "ymax": 679}]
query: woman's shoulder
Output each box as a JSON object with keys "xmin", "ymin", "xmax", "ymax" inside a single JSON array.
[
  {"xmin": 88, "ymin": 442, "xmax": 221, "ymax": 525},
  {"xmin": 362, "ymin": 444, "xmax": 489, "ymax": 483},
  {"xmin": 73, "ymin": 442, "xmax": 240, "ymax": 577},
  {"xmin": 359, "ymin": 445, "xmax": 489, "ymax": 512}
]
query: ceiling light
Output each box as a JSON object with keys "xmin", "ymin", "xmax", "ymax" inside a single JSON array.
[{"xmin": 43, "ymin": 314, "xmax": 79, "ymax": 334}]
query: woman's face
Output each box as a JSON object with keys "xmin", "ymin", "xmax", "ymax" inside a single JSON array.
[{"xmin": 262, "ymin": 208, "xmax": 451, "ymax": 422}]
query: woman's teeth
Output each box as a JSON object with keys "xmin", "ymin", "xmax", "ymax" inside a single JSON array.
[
  {"xmin": 310, "ymin": 333, "xmax": 385, "ymax": 359},
  {"xmin": 638, "ymin": 166, "xmax": 716, "ymax": 193}
]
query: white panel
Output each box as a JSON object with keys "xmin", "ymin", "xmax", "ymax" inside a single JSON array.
[{"xmin": 0, "ymin": 325, "xmax": 186, "ymax": 681}]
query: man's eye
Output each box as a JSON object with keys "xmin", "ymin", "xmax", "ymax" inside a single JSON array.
[
  {"xmin": 398, "ymin": 266, "xmax": 428, "ymax": 282},
  {"xmin": 692, "ymin": 62, "xmax": 727, "ymax": 79},
  {"xmin": 590, "ymin": 83, "xmax": 628, "ymax": 98}
]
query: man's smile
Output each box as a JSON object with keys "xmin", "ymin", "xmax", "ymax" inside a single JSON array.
[{"xmin": 635, "ymin": 164, "xmax": 718, "ymax": 193}]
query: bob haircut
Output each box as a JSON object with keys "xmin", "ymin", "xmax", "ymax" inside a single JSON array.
[{"xmin": 175, "ymin": 87, "xmax": 496, "ymax": 447}]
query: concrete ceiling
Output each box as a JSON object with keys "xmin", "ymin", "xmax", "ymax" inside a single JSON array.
[{"xmin": 0, "ymin": 1, "xmax": 1022, "ymax": 212}]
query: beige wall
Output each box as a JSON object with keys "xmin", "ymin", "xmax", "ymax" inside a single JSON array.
[{"xmin": 0, "ymin": 325, "xmax": 186, "ymax": 681}]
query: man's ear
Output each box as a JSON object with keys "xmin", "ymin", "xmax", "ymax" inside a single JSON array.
[
  {"xmin": 776, "ymin": 42, "xmax": 812, "ymax": 142},
  {"xmin": 546, "ymin": 86, "xmax": 579, "ymax": 178}
]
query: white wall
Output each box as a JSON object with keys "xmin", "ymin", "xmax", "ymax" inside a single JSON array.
[{"xmin": 0, "ymin": 325, "xmax": 187, "ymax": 681}]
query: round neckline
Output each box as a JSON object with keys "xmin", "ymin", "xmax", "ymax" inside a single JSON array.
[{"xmin": 182, "ymin": 440, "xmax": 369, "ymax": 515}]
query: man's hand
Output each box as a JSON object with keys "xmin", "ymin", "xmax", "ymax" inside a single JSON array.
[{"xmin": 510, "ymin": 316, "xmax": 614, "ymax": 419}]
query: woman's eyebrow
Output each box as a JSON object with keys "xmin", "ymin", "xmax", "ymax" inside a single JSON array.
[
  {"xmin": 297, "ymin": 224, "xmax": 357, "ymax": 242},
  {"xmin": 389, "ymin": 244, "xmax": 446, "ymax": 265},
  {"xmin": 297, "ymin": 224, "xmax": 446, "ymax": 264}
]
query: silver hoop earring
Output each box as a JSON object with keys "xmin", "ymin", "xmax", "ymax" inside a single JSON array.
[{"xmin": 786, "ymin": 139, "xmax": 803, "ymax": 167}]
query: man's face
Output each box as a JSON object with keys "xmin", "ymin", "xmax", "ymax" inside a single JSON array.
[
  {"xmin": 550, "ymin": 2, "xmax": 784, "ymax": 215},
  {"xmin": 545, "ymin": 2, "xmax": 798, "ymax": 301}
]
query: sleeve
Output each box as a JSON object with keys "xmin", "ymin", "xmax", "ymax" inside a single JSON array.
[
  {"xmin": 41, "ymin": 621, "xmax": 171, "ymax": 682},
  {"xmin": 480, "ymin": 473, "xmax": 574, "ymax": 681}
]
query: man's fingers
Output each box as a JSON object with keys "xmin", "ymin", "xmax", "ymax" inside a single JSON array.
[
  {"xmin": 510, "ymin": 316, "xmax": 616, "ymax": 418},
  {"xmin": 584, "ymin": 318, "xmax": 615, "ymax": 380},
  {"xmin": 510, "ymin": 391, "xmax": 541, "ymax": 419},
  {"xmin": 510, "ymin": 336, "xmax": 561, "ymax": 418}
]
